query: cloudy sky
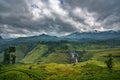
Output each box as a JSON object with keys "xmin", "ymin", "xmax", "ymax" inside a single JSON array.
[{"xmin": 0, "ymin": 0, "xmax": 120, "ymax": 38}]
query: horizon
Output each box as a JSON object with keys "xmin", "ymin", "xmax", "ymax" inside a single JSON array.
[{"xmin": 1, "ymin": 30, "xmax": 120, "ymax": 39}]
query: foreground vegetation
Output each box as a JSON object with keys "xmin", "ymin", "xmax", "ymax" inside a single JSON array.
[{"xmin": 0, "ymin": 60, "xmax": 120, "ymax": 80}]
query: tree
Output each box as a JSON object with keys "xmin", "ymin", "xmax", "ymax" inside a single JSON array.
[
  {"xmin": 3, "ymin": 46, "xmax": 16, "ymax": 64},
  {"xmin": 11, "ymin": 54, "xmax": 16, "ymax": 64},
  {"xmin": 3, "ymin": 49, "xmax": 11, "ymax": 64},
  {"xmin": 8, "ymin": 46, "xmax": 16, "ymax": 53},
  {"xmin": 105, "ymin": 54, "xmax": 113, "ymax": 72}
]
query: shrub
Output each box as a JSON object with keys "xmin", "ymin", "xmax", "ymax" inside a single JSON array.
[{"xmin": 105, "ymin": 54, "xmax": 113, "ymax": 72}]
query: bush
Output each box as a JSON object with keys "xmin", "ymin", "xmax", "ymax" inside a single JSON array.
[{"xmin": 105, "ymin": 54, "xmax": 113, "ymax": 72}]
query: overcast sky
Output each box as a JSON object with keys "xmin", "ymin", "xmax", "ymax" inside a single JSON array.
[{"xmin": 0, "ymin": 0, "xmax": 120, "ymax": 38}]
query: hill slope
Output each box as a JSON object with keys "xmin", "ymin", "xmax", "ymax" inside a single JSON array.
[{"xmin": 20, "ymin": 42, "xmax": 120, "ymax": 64}]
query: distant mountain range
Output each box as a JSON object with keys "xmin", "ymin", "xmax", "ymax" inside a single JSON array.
[
  {"xmin": 64, "ymin": 30, "xmax": 120, "ymax": 41},
  {"xmin": 0, "ymin": 30, "xmax": 119, "ymax": 52},
  {"xmin": 1, "ymin": 30, "xmax": 120, "ymax": 43}
]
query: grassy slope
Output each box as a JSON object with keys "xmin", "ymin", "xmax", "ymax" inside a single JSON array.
[
  {"xmin": 21, "ymin": 44, "xmax": 48, "ymax": 63},
  {"xmin": 81, "ymin": 47, "xmax": 120, "ymax": 61},
  {"xmin": 41, "ymin": 52, "xmax": 68, "ymax": 64},
  {"xmin": 0, "ymin": 60, "xmax": 120, "ymax": 80},
  {"xmin": 18, "ymin": 43, "xmax": 120, "ymax": 63},
  {"xmin": 0, "ymin": 43, "xmax": 37, "ymax": 63},
  {"xmin": 1, "ymin": 42, "xmax": 120, "ymax": 64},
  {"xmin": 15, "ymin": 43, "xmax": 34, "ymax": 62},
  {"xmin": 21, "ymin": 42, "xmax": 120, "ymax": 64}
]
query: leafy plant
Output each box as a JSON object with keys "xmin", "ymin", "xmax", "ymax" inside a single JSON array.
[{"xmin": 105, "ymin": 54, "xmax": 113, "ymax": 72}]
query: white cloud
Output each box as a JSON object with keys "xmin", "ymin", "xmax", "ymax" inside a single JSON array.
[{"xmin": 73, "ymin": 8, "xmax": 101, "ymax": 27}]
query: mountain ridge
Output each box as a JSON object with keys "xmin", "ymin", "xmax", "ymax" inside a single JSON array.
[
  {"xmin": 65, "ymin": 30, "xmax": 120, "ymax": 40},
  {"xmin": 1, "ymin": 30, "xmax": 120, "ymax": 44}
]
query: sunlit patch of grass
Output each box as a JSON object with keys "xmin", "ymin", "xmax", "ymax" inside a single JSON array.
[{"xmin": 0, "ymin": 61, "xmax": 120, "ymax": 80}]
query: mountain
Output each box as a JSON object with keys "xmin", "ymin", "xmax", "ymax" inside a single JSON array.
[
  {"xmin": 0, "ymin": 31, "xmax": 120, "ymax": 52},
  {"xmin": 0, "ymin": 34, "xmax": 60, "ymax": 53},
  {"xmin": 7, "ymin": 34, "xmax": 59, "ymax": 45},
  {"xmin": 64, "ymin": 31, "xmax": 120, "ymax": 41},
  {"xmin": 0, "ymin": 31, "xmax": 120, "ymax": 45},
  {"xmin": 0, "ymin": 30, "xmax": 120, "ymax": 53},
  {"xmin": 1, "ymin": 31, "xmax": 120, "ymax": 43}
]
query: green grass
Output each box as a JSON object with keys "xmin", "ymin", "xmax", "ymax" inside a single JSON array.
[
  {"xmin": 0, "ymin": 60, "xmax": 120, "ymax": 80},
  {"xmin": 21, "ymin": 45, "xmax": 48, "ymax": 63},
  {"xmin": 0, "ymin": 71, "xmax": 31, "ymax": 80},
  {"xmin": 19, "ymin": 42, "xmax": 120, "ymax": 64},
  {"xmin": 41, "ymin": 52, "xmax": 68, "ymax": 64},
  {"xmin": 1, "ymin": 42, "xmax": 120, "ymax": 64}
]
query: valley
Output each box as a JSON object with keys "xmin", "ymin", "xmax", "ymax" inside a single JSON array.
[{"xmin": 0, "ymin": 31, "xmax": 120, "ymax": 80}]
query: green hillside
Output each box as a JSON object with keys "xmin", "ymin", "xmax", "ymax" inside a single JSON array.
[
  {"xmin": 17, "ymin": 42, "xmax": 120, "ymax": 64},
  {"xmin": 1, "ymin": 41, "xmax": 120, "ymax": 65},
  {"xmin": 21, "ymin": 43, "xmax": 70, "ymax": 64},
  {"xmin": 0, "ymin": 41, "xmax": 120, "ymax": 80},
  {"xmin": 21, "ymin": 45, "xmax": 48, "ymax": 63},
  {"xmin": 0, "ymin": 60, "xmax": 120, "ymax": 80}
]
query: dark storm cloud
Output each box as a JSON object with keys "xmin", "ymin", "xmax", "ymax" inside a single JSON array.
[{"xmin": 0, "ymin": 0, "xmax": 120, "ymax": 38}]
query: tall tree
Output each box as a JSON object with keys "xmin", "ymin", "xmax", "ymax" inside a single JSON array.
[
  {"xmin": 8, "ymin": 46, "xmax": 16, "ymax": 53},
  {"xmin": 3, "ymin": 46, "xmax": 16, "ymax": 64},
  {"xmin": 3, "ymin": 49, "xmax": 11, "ymax": 64}
]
